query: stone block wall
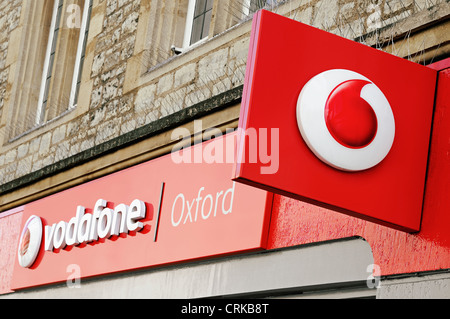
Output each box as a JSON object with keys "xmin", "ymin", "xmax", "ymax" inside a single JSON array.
[
  {"xmin": 0, "ymin": 0, "xmax": 21, "ymax": 132},
  {"xmin": 0, "ymin": 0, "xmax": 448, "ymax": 191}
]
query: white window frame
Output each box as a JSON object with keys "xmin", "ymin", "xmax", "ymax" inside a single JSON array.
[
  {"xmin": 36, "ymin": 0, "xmax": 61, "ymax": 125},
  {"xmin": 36, "ymin": 0, "xmax": 92, "ymax": 126},
  {"xmin": 243, "ymin": 0, "xmax": 270, "ymax": 17},
  {"xmin": 69, "ymin": 0, "xmax": 92, "ymax": 109},
  {"xmin": 243, "ymin": 0, "xmax": 252, "ymax": 17},
  {"xmin": 182, "ymin": 0, "xmax": 196, "ymax": 49},
  {"xmin": 182, "ymin": 0, "xmax": 213, "ymax": 50}
]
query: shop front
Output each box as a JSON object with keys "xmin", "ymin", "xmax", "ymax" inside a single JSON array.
[{"xmin": 1, "ymin": 9, "xmax": 449, "ymax": 300}]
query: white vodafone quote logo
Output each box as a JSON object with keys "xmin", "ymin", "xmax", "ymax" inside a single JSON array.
[
  {"xmin": 297, "ymin": 69, "xmax": 395, "ymax": 171},
  {"xmin": 18, "ymin": 215, "xmax": 43, "ymax": 268}
]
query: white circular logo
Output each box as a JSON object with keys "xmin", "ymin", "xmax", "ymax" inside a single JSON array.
[
  {"xmin": 297, "ymin": 69, "xmax": 395, "ymax": 171},
  {"xmin": 18, "ymin": 215, "xmax": 43, "ymax": 268}
]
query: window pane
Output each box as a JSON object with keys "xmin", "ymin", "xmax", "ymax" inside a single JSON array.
[
  {"xmin": 44, "ymin": 0, "xmax": 86, "ymax": 120},
  {"xmin": 190, "ymin": 16, "xmax": 204, "ymax": 44},
  {"xmin": 250, "ymin": 0, "xmax": 267, "ymax": 12},
  {"xmin": 73, "ymin": 0, "xmax": 92, "ymax": 106},
  {"xmin": 47, "ymin": 52, "xmax": 55, "ymax": 78},
  {"xmin": 43, "ymin": 76, "xmax": 51, "ymax": 104},
  {"xmin": 39, "ymin": 101, "xmax": 47, "ymax": 124},
  {"xmin": 55, "ymin": 0, "xmax": 64, "ymax": 28},
  {"xmin": 202, "ymin": 9, "xmax": 212, "ymax": 39},
  {"xmin": 206, "ymin": 0, "xmax": 213, "ymax": 11},
  {"xmin": 189, "ymin": 0, "xmax": 213, "ymax": 46},
  {"xmin": 194, "ymin": 0, "xmax": 207, "ymax": 17},
  {"xmin": 50, "ymin": 28, "xmax": 59, "ymax": 53}
]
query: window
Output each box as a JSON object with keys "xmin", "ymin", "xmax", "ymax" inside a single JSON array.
[
  {"xmin": 242, "ymin": 0, "xmax": 269, "ymax": 17},
  {"xmin": 183, "ymin": 0, "xmax": 214, "ymax": 48},
  {"xmin": 6, "ymin": 0, "xmax": 92, "ymax": 140},
  {"xmin": 144, "ymin": 0, "xmax": 265, "ymax": 68},
  {"xmin": 36, "ymin": 0, "xmax": 92, "ymax": 126},
  {"xmin": 180, "ymin": 0, "xmax": 269, "ymax": 50}
]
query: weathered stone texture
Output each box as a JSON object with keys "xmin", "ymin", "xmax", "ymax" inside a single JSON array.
[
  {"xmin": 0, "ymin": 0, "xmax": 448, "ymax": 187},
  {"xmin": 0, "ymin": 211, "xmax": 22, "ymax": 294},
  {"xmin": 0, "ymin": 0, "xmax": 21, "ymax": 126}
]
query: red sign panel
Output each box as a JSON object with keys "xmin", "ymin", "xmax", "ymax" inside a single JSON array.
[
  {"xmin": 234, "ymin": 10, "xmax": 437, "ymax": 232},
  {"xmin": 12, "ymin": 132, "xmax": 272, "ymax": 290}
]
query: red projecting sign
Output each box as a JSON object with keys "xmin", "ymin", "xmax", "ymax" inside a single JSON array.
[
  {"xmin": 12, "ymin": 132, "xmax": 272, "ymax": 290},
  {"xmin": 233, "ymin": 10, "xmax": 437, "ymax": 232}
]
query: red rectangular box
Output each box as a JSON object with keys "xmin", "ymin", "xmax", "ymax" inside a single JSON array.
[{"xmin": 234, "ymin": 10, "xmax": 437, "ymax": 232}]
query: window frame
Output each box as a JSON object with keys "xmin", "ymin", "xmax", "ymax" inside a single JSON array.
[
  {"xmin": 36, "ymin": 0, "xmax": 92, "ymax": 126},
  {"xmin": 182, "ymin": 0, "xmax": 214, "ymax": 49},
  {"xmin": 243, "ymin": 0, "xmax": 252, "ymax": 17},
  {"xmin": 243, "ymin": 0, "xmax": 270, "ymax": 17},
  {"xmin": 70, "ymin": 0, "xmax": 93, "ymax": 108}
]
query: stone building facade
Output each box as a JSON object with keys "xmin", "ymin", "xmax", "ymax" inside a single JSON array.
[{"xmin": 0, "ymin": 0, "xmax": 449, "ymax": 298}]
